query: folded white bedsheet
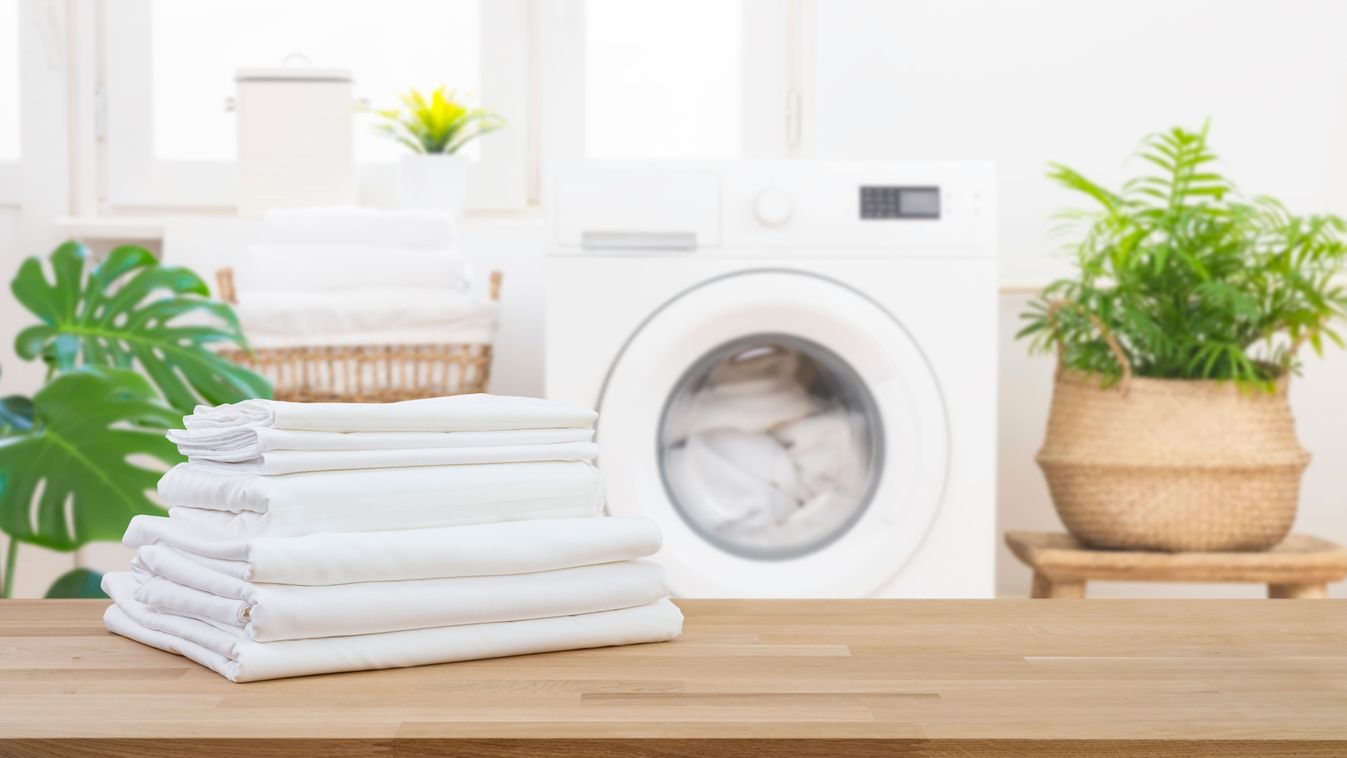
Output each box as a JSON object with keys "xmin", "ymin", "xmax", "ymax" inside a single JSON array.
[
  {"xmin": 122, "ymin": 516, "xmax": 662, "ymax": 585},
  {"xmin": 183, "ymin": 394, "xmax": 598, "ymax": 433},
  {"xmin": 156, "ymin": 461, "xmax": 604, "ymax": 537},
  {"xmin": 243, "ymin": 322, "xmax": 498, "ymax": 349},
  {"xmin": 131, "ymin": 550, "xmax": 667, "ymax": 641},
  {"xmin": 186, "ymin": 441, "xmax": 598, "ymax": 475},
  {"xmin": 169, "ymin": 426, "xmax": 594, "ymax": 463},
  {"xmin": 236, "ymin": 288, "xmax": 481, "ymax": 335},
  {"xmin": 235, "ymin": 245, "xmax": 468, "ymax": 293},
  {"xmin": 104, "ymin": 573, "xmax": 683, "ymax": 682},
  {"xmin": 262, "ymin": 207, "xmax": 457, "ymax": 249}
]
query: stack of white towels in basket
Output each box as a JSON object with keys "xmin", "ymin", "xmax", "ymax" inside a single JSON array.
[
  {"xmin": 231, "ymin": 207, "xmax": 496, "ymax": 349},
  {"xmin": 102, "ymin": 394, "xmax": 683, "ymax": 682}
]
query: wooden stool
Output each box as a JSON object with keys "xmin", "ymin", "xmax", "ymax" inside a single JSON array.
[{"xmin": 1005, "ymin": 531, "xmax": 1347, "ymax": 599}]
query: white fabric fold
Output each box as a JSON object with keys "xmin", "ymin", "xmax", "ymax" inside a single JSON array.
[
  {"xmin": 122, "ymin": 515, "xmax": 663, "ymax": 585},
  {"xmin": 168, "ymin": 426, "xmax": 594, "ymax": 463},
  {"xmin": 186, "ymin": 441, "xmax": 599, "ymax": 476},
  {"xmin": 104, "ymin": 573, "xmax": 683, "ymax": 683},
  {"xmin": 183, "ymin": 394, "xmax": 597, "ymax": 433},
  {"xmin": 235, "ymin": 244, "xmax": 468, "ymax": 293},
  {"xmin": 261, "ymin": 207, "xmax": 457, "ymax": 249},
  {"xmin": 155, "ymin": 461, "xmax": 603, "ymax": 537},
  {"xmin": 131, "ymin": 550, "xmax": 667, "ymax": 641}
]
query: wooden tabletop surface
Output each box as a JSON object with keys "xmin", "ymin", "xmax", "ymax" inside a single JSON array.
[{"xmin": 2, "ymin": 599, "xmax": 1346, "ymax": 757}]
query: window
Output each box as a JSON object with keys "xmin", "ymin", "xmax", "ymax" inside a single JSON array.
[
  {"xmin": 104, "ymin": 0, "xmax": 526, "ymax": 210},
  {"xmin": 0, "ymin": 0, "xmax": 19, "ymax": 161},
  {"xmin": 151, "ymin": 0, "xmax": 481, "ymax": 163},
  {"xmin": 584, "ymin": 0, "xmax": 743, "ymax": 159}
]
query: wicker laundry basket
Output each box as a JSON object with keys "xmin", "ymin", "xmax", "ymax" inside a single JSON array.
[
  {"xmin": 216, "ymin": 268, "xmax": 501, "ymax": 403},
  {"xmin": 1035, "ymin": 303, "xmax": 1310, "ymax": 552}
]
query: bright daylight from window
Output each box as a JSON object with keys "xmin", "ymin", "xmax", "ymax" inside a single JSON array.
[
  {"xmin": 151, "ymin": 0, "xmax": 480, "ymax": 163},
  {"xmin": 0, "ymin": 0, "xmax": 19, "ymax": 160},
  {"xmin": 585, "ymin": 0, "xmax": 741, "ymax": 159}
]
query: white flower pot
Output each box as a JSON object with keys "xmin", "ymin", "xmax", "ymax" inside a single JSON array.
[{"xmin": 399, "ymin": 153, "xmax": 470, "ymax": 215}]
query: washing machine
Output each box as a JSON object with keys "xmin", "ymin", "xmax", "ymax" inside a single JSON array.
[{"xmin": 545, "ymin": 161, "xmax": 996, "ymax": 598}]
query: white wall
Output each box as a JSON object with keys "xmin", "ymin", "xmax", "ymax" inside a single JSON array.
[{"xmin": 808, "ymin": 0, "xmax": 1347, "ymax": 597}]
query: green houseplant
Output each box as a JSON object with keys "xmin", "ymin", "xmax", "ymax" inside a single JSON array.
[
  {"xmin": 0, "ymin": 242, "xmax": 269, "ymax": 597},
  {"xmin": 374, "ymin": 87, "xmax": 505, "ymax": 215},
  {"xmin": 1018, "ymin": 124, "xmax": 1347, "ymax": 552}
]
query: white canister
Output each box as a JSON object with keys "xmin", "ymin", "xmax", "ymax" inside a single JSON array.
[
  {"xmin": 235, "ymin": 67, "xmax": 356, "ymax": 216},
  {"xmin": 400, "ymin": 153, "xmax": 471, "ymax": 216}
]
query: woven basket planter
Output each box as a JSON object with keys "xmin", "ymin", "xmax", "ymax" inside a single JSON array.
[{"xmin": 1036, "ymin": 303, "xmax": 1310, "ymax": 552}]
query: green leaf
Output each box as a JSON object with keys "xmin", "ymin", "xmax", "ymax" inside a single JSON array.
[
  {"xmin": 0, "ymin": 368, "xmax": 180, "ymax": 551},
  {"xmin": 45, "ymin": 568, "xmax": 107, "ymax": 599},
  {"xmin": 11, "ymin": 242, "xmax": 272, "ymax": 413},
  {"xmin": 0, "ymin": 395, "xmax": 33, "ymax": 434}
]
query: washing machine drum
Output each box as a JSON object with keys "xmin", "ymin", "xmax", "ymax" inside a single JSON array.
[{"xmin": 598, "ymin": 270, "xmax": 948, "ymax": 598}]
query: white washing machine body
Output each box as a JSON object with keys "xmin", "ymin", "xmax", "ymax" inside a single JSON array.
[{"xmin": 545, "ymin": 161, "xmax": 996, "ymax": 598}]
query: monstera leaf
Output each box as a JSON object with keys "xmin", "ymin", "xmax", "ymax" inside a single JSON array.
[
  {"xmin": 0, "ymin": 368, "xmax": 180, "ymax": 551},
  {"xmin": 12, "ymin": 242, "xmax": 271, "ymax": 413}
]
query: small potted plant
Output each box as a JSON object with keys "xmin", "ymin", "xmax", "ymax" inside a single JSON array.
[
  {"xmin": 374, "ymin": 87, "xmax": 505, "ymax": 215},
  {"xmin": 1018, "ymin": 124, "xmax": 1347, "ymax": 552}
]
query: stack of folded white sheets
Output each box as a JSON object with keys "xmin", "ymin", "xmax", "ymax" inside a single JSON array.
[{"xmin": 103, "ymin": 394, "xmax": 683, "ymax": 682}]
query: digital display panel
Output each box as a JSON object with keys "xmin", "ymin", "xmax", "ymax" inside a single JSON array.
[{"xmin": 860, "ymin": 186, "xmax": 941, "ymax": 220}]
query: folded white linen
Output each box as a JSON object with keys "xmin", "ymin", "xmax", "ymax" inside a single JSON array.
[
  {"xmin": 235, "ymin": 245, "xmax": 468, "ymax": 293},
  {"xmin": 262, "ymin": 207, "xmax": 457, "ymax": 248},
  {"xmin": 183, "ymin": 394, "xmax": 597, "ymax": 433},
  {"xmin": 236, "ymin": 289, "xmax": 482, "ymax": 336},
  {"xmin": 156, "ymin": 461, "xmax": 603, "ymax": 536},
  {"xmin": 186, "ymin": 441, "xmax": 598, "ymax": 475},
  {"xmin": 241, "ymin": 314, "xmax": 498, "ymax": 349},
  {"xmin": 123, "ymin": 516, "xmax": 662, "ymax": 585},
  {"xmin": 169, "ymin": 426, "xmax": 595, "ymax": 463},
  {"xmin": 131, "ymin": 550, "xmax": 668, "ymax": 641},
  {"xmin": 104, "ymin": 573, "xmax": 683, "ymax": 682}
]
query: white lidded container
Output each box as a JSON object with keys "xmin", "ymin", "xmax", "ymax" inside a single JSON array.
[{"xmin": 235, "ymin": 65, "xmax": 355, "ymax": 216}]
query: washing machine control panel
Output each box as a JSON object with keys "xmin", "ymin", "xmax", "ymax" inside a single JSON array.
[{"xmin": 859, "ymin": 186, "xmax": 940, "ymax": 220}]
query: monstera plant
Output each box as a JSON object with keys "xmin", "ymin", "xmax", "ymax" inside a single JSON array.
[{"xmin": 0, "ymin": 242, "xmax": 269, "ymax": 598}]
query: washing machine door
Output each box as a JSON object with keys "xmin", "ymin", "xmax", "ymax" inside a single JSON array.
[{"xmin": 598, "ymin": 269, "xmax": 947, "ymax": 597}]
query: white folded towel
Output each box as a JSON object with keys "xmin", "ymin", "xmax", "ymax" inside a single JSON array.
[
  {"xmin": 183, "ymin": 394, "xmax": 597, "ymax": 433},
  {"xmin": 157, "ymin": 461, "xmax": 604, "ymax": 536},
  {"xmin": 235, "ymin": 245, "xmax": 469, "ymax": 293},
  {"xmin": 131, "ymin": 548, "xmax": 668, "ymax": 641},
  {"xmin": 262, "ymin": 207, "xmax": 457, "ymax": 248},
  {"xmin": 169, "ymin": 426, "xmax": 594, "ymax": 463},
  {"xmin": 123, "ymin": 516, "xmax": 662, "ymax": 585},
  {"xmin": 186, "ymin": 441, "xmax": 598, "ymax": 476},
  {"xmin": 104, "ymin": 573, "xmax": 683, "ymax": 682}
]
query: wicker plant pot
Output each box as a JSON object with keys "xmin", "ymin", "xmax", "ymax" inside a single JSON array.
[{"xmin": 1036, "ymin": 303, "xmax": 1310, "ymax": 552}]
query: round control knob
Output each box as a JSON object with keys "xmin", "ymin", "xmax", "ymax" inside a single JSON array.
[{"xmin": 753, "ymin": 188, "xmax": 794, "ymax": 227}]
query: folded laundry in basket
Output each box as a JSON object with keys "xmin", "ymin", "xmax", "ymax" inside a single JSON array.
[
  {"xmin": 183, "ymin": 394, "xmax": 597, "ymax": 433},
  {"xmin": 169, "ymin": 426, "xmax": 594, "ymax": 463},
  {"xmin": 241, "ymin": 315, "xmax": 499, "ymax": 349},
  {"xmin": 156, "ymin": 461, "xmax": 603, "ymax": 536},
  {"xmin": 261, "ymin": 207, "xmax": 457, "ymax": 249},
  {"xmin": 235, "ymin": 288, "xmax": 487, "ymax": 336},
  {"xmin": 123, "ymin": 516, "xmax": 662, "ymax": 585},
  {"xmin": 103, "ymin": 573, "xmax": 683, "ymax": 682},
  {"xmin": 186, "ymin": 440, "xmax": 598, "ymax": 475},
  {"xmin": 131, "ymin": 548, "xmax": 668, "ymax": 641}
]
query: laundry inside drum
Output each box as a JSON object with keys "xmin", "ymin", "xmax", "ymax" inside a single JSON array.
[{"xmin": 657, "ymin": 334, "xmax": 884, "ymax": 560}]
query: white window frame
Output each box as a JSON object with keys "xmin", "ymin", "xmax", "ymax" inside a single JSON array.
[
  {"xmin": 533, "ymin": 0, "xmax": 808, "ymax": 173},
  {"xmin": 99, "ymin": 0, "xmax": 529, "ymax": 212}
]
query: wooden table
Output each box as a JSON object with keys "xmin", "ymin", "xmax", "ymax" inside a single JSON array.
[
  {"xmin": 2, "ymin": 599, "xmax": 1346, "ymax": 756},
  {"xmin": 1006, "ymin": 531, "xmax": 1347, "ymax": 599}
]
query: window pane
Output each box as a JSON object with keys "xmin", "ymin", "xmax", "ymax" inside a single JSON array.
[
  {"xmin": 151, "ymin": 0, "xmax": 480, "ymax": 162},
  {"xmin": 585, "ymin": 0, "xmax": 742, "ymax": 159},
  {"xmin": 0, "ymin": 0, "xmax": 19, "ymax": 160}
]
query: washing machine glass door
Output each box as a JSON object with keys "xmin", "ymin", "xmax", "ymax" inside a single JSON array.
[{"xmin": 599, "ymin": 269, "xmax": 948, "ymax": 598}]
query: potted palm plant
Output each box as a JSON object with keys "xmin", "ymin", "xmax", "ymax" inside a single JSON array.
[
  {"xmin": 374, "ymin": 87, "xmax": 505, "ymax": 215},
  {"xmin": 1018, "ymin": 124, "xmax": 1347, "ymax": 552}
]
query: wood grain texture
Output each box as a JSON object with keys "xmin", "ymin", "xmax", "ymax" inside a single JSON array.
[{"xmin": 2, "ymin": 599, "xmax": 1346, "ymax": 757}]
